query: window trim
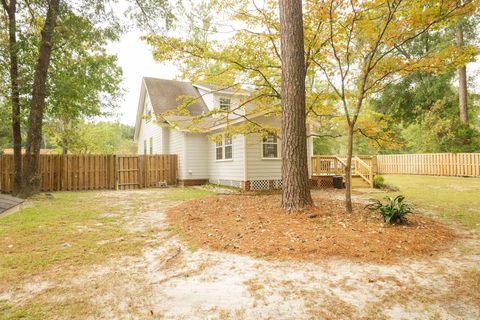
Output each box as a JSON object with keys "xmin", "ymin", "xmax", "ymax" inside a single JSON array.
[
  {"xmin": 261, "ymin": 134, "xmax": 281, "ymax": 160},
  {"xmin": 215, "ymin": 139, "xmax": 223, "ymax": 161},
  {"xmin": 215, "ymin": 134, "xmax": 234, "ymax": 162},
  {"xmin": 149, "ymin": 137, "xmax": 153, "ymax": 155}
]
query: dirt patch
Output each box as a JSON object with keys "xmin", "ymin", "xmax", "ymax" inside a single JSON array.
[{"xmin": 166, "ymin": 191, "xmax": 456, "ymax": 263}]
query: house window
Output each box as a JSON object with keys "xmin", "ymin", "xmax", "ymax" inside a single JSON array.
[
  {"xmin": 262, "ymin": 134, "xmax": 279, "ymax": 158},
  {"xmin": 224, "ymin": 136, "xmax": 233, "ymax": 159},
  {"xmin": 219, "ymin": 98, "xmax": 231, "ymax": 111},
  {"xmin": 216, "ymin": 139, "xmax": 223, "ymax": 160},
  {"xmin": 215, "ymin": 135, "xmax": 233, "ymax": 160},
  {"xmin": 149, "ymin": 137, "xmax": 153, "ymax": 155},
  {"xmin": 143, "ymin": 139, "xmax": 147, "ymax": 155}
]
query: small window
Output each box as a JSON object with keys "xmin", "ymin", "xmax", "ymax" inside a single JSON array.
[
  {"xmin": 143, "ymin": 140, "xmax": 147, "ymax": 155},
  {"xmin": 216, "ymin": 139, "xmax": 223, "ymax": 160},
  {"xmin": 262, "ymin": 134, "xmax": 279, "ymax": 158},
  {"xmin": 224, "ymin": 136, "xmax": 233, "ymax": 160},
  {"xmin": 219, "ymin": 98, "xmax": 231, "ymax": 111},
  {"xmin": 215, "ymin": 135, "xmax": 233, "ymax": 160},
  {"xmin": 149, "ymin": 137, "xmax": 153, "ymax": 154}
]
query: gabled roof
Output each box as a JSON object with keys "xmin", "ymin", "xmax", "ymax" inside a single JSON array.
[
  {"xmin": 144, "ymin": 77, "xmax": 208, "ymax": 115},
  {"xmin": 193, "ymin": 83, "xmax": 251, "ymax": 96},
  {"xmin": 134, "ymin": 77, "xmax": 209, "ymax": 141}
]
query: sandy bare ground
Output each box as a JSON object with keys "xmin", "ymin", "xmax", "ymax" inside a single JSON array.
[{"xmin": 1, "ymin": 189, "xmax": 479, "ymax": 319}]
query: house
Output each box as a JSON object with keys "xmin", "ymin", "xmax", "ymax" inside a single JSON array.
[{"xmin": 133, "ymin": 77, "xmax": 315, "ymax": 190}]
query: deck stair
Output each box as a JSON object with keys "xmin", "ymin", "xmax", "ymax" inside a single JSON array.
[{"xmin": 311, "ymin": 155, "xmax": 375, "ymax": 188}]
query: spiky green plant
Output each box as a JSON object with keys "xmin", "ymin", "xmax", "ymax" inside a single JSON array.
[{"xmin": 366, "ymin": 195, "xmax": 412, "ymax": 224}]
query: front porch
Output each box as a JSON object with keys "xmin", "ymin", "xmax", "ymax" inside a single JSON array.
[{"xmin": 311, "ymin": 155, "xmax": 376, "ymax": 188}]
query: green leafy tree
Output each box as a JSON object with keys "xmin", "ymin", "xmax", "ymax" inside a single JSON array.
[{"xmin": 46, "ymin": 122, "xmax": 136, "ymax": 154}]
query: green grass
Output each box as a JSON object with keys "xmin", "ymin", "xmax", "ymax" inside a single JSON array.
[
  {"xmin": 0, "ymin": 192, "xmax": 147, "ymax": 285},
  {"xmin": 371, "ymin": 175, "xmax": 480, "ymax": 230}
]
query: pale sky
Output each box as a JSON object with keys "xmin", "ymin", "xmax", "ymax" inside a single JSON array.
[{"xmin": 106, "ymin": 31, "xmax": 178, "ymax": 125}]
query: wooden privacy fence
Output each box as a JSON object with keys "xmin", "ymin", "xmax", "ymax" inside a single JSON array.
[
  {"xmin": 376, "ymin": 153, "xmax": 480, "ymax": 177},
  {"xmin": 0, "ymin": 154, "xmax": 177, "ymax": 193}
]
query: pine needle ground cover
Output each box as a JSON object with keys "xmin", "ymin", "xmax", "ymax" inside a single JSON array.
[{"xmin": 167, "ymin": 190, "xmax": 455, "ymax": 264}]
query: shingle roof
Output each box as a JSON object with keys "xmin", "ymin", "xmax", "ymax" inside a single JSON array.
[
  {"xmin": 143, "ymin": 77, "xmax": 208, "ymax": 116},
  {"xmin": 163, "ymin": 115, "xmax": 223, "ymax": 131},
  {"xmin": 193, "ymin": 83, "xmax": 251, "ymax": 95}
]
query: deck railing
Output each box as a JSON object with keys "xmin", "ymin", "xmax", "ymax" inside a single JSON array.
[{"xmin": 311, "ymin": 155, "xmax": 374, "ymax": 187}]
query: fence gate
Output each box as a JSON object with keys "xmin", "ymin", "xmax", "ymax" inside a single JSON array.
[{"xmin": 116, "ymin": 155, "xmax": 141, "ymax": 190}]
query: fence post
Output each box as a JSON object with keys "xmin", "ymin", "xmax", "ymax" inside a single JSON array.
[{"xmin": 114, "ymin": 155, "xmax": 119, "ymax": 190}]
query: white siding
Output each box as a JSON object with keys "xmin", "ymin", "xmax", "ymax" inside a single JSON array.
[
  {"xmin": 184, "ymin": 133, "xmax": 209, "ymax": 180},
  {"xmin": 244, "ymin": 116, "xmax": 313, "ymax": 181},
  {"xmin": 169, "ymin": 129, "xmax": 185, "ymax": 179},
  {"xmin": 245, "ymin": 133, "xmax": 282, "ymax": 180},
  {"xmin": 208, "ymin": 134, "xmax": 245, "ymax": 183},
  {"xmin": 244, "ymin": 116, "xmax": 281, "ymax": 180},
  {"xmin": 162, "ymin": 127, "xmax": 170, "ymax": 153},
  {"xmin": 136, "ymin": 95, "xmax": 164, "ymax": 154},
  {"xmin": 136, "ymin": 120, "xmax": 164, "ymax": 155}
]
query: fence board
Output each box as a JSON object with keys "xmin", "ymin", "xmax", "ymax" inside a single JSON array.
[
  {"xmin": 376, "ymin": 153, "xmax": 480, "ymax": 177},
  {"xmin": 0, "ymin": 154, "xmax": 178, "ymax": 193}
]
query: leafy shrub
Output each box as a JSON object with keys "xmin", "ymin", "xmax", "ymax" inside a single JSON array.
[
  {"xmin": 373, "ymin": 175, "xmax": 385, "ymax": 188},
  {"xmin": 366, "ymin": 195, "xmax": 412, "ymax": 224}
]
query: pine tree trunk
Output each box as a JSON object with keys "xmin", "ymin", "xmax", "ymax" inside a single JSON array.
[
  {"xmin": 345, "ymin": 126, "xmax": 354, "ymax": 213},
  {"xmin": 3, "ymin": 0, "xmax": 22, "ymax": 195},
  {"xmin": 22, "ymin": 0, "xmax": 61, "ymax": 197},
  {"xmin": 279, "ymin": 0, "xmax": 313, "ymax": 212},
  {"xmin": 456, "ymin": 23, "xmax": 468, "ymax": 125}
]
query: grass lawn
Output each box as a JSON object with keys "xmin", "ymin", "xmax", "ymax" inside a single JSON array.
[
  {"xmin": 375, "ymin": 175, "xmax": 480, "ymax": 230},
  {"xmin": 0, "ymin": 188, "xmax": 213, "ymax": 286}
]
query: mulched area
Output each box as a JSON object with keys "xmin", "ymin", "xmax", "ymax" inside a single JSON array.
[{"xmin": 166, "ymin": 191, "xmax": 456, "ymax": 263}]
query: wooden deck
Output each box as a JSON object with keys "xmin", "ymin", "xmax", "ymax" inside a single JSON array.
[
  {"xmin": 311, "ymin": 155, "xmax": 375, "ymax": 188},
  {"xmin": 0, "ymin": 193, "xmax": 24, "ymax": 216}
]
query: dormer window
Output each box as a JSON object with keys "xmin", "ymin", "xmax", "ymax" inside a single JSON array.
[{"xmin": 219, "ymin": 98, "xmax": 231, "ymax": 111}]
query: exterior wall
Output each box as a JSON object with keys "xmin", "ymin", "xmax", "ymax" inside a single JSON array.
[
  {"xmin": 136, "ymin": 95, "xmax": 164, "ymax": 155},
  {"xmin": 207, "ymin": 134, "xmax": 245, "ymax": 187},
  {"xmin": 244, "ymin": 117, "xmax": 314, "ymax": 183},
  {"xmin": 169, "ymin": 129, "xmax": 185, "ymax": 180},
  {"xmin": 162, "ymin": 127, "xmax": 170, "ymax": 153},
  {"xmin": 136, "ymin": 119, "xmax": 164, "ymax": 155},
  {"xmin": 183, "ymin": 133, "xmax": 209, "ymax": 180},
  {"xmin": 245, "ymin": 117, "xmax": 282, "ymax": 181},
  {"xmin": 245, "ymin": 133, "xmax": 282, "ymax": 180}
]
